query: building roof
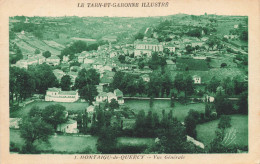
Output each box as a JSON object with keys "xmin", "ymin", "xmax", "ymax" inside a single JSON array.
[
  {"xmin": 107, "ymin": 92, "xmax": 116, "ymax": 98},
  {"xmin": 86, "ymin": 105, "xmax": 95, "ymax": 112},
  {"xmin": 65, "ymin": 119, "xmax": 77, "ymax": 124},
  {"xmin": 27, "ymin": 58, "xmax": 38, "ymax": 62},
  {"xmin": 48, "ymin": 55, "xmax": 60, "ymax": 60},
  {"xmin": 134, "ymin": 39, "xmax": 161, "ymax": 45},
  {"xmin": 100, "ymin": 76, "xmax": 113, "ymax": 84},
  {"xmin": 47, "ymin": 87, "xmax": 61, "ymax": 92},
  {"xmin": 59, "ymin": 90, "xmax": 78, "ymax": 95},
  {"xmin": 114, "ymin": 89, "xmax": 123, "ymax": 97},
  {"xmin": 98, "ymin": 92, "xmax": 107, "ymax": 97}
]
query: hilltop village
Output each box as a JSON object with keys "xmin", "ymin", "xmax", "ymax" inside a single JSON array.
[{"xmin": 9, "ymin": 14, "xmax": 248, "ymax": 154}]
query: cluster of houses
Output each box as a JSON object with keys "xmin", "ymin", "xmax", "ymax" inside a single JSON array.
[{"xmin": 13, "ymin": 54, "xmax": 61, "ymax": 69}]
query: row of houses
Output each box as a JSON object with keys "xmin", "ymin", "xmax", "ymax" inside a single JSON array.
[{"xmin": 14, "ymin": 55, "xmax": 60, "ymax": 69}]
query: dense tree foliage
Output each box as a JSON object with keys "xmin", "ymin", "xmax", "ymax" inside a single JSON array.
[
  {"xmin": 28, "ymin": 64, "xmax": 59, "ymax": 94},
  {"xmin": 20, "ymin": 107, "xmax": 54, "ymax": 153},
  {"xmin": 60, "ymin": 75, "xmax": 72, "ymax": 91},
  {"xmin": 42, "ymin": 51, "xmax": 51, "ymax": 58},
  {"xmin": 9, "ymin": 43, "xmax": 23, "ymax": 64},
  {"xmin": 60, "ymin": 41, "xmax": 99, "ymax": 60},
  {"xmin": 174, "ymin": 74, "xmax": 194, "ymax": 98},
  {"xmin": 184, "ymin": 110, "xmax": 200, "ymax": 138},
  {"xmin": 41, "ymin": 104, "xmax": 67, "ymax": 129},
  {"xmin": 9, "ymin": 67, "xmax": 35, "ymax": 103},
  {"xmin": 74, "ymin": 68, "xmax": 100, "ymax": 103}
]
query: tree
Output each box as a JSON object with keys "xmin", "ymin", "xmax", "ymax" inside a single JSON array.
[
  {"xmin": 60, "ymin": 75, "xmax": 72, "ymax": 91},
  {"xmin": 28, "ymin": 64, "xmax": 59, "ymax": 94},
  {"xmin": 96, "ymin": 126, "xmax": 118, "ymax": 153},
  {"xmin": 34, "ymin": 49, "xmax": 40, "ymax": 54},
  {"xmin": 111, "ymin": 71, "xmax": 125, "ymax": 91},
  {"xmin": 41, "ymin": 104, "xmax": 67, "ymax": 130},
  {"xmin": 240, "ymin": 30, "xmax": 248, "ymax": 41},
  {"xmin": 214, "ymin": 93, "xmax": 233, "ymax": 115},
  {"xmin": 221, "ymin": 77, "xmax": 234, "ymax": 95},
  {"xmin": 28, "ymin": 106, "xmax": 42, "ymax": 117},
  {"xmin": 42, "ymin": 51, "xmax": 51, "ymax": 58},
  {"xmin": 185, "ymin": 45, "xmax": 194, "ymax": 54},
  {"xmin": 156, "ymin": 119, "xmax": 187, "ymax": 153},
  {"xmin": 206, "ymin": 36, "xmax": 219, "ymax": 50},
  {"xmin": 183, "ymin": 75, "xmax": 194, "ymax": 98},
  {"xmin": 20, "ymin": 116, "xmax": 53, "ymax": 153},
  {"xmin": 210, "ymin": 115, "xmax": 233, "ymax": 153},
  {"xmin": 109, "ymin": 98, "xmax": 119, "ymax": 111},
  {"xmin": 207, "ymin": 76, "xmax": 220, "ymax": 93},
  {"xmin": 174, "ymin": 73, "xmax": 184, "ymax": 93},
  {"xmin": 134, "ymin": 32, "xmax": 144, "ymax": 40},
  {"xmin": 10, "ymin": 67, "xmax": 35, "ymax": 103},
  {"xmin": 148, "ymin": 72, "xmax": 162, "ymax": 97},
  {"xmin": 237, "ymin": 91, "xmax": 248, "ymax": 114},
  {"xmin": 118, "ymin": 55, "xmax": 125, "ymax": 63},
  {"xmin": 138, "ymin": 61, "xmax": 145, "ymax": 69},
  {"xmin": 218, "ymin": 115, "xmax": 231, "ymax": 130},
  {"xmin": 134, "ymin": 110, "xmax": 146, "ymax": 137},
  {"xmin": 161, "ymin": 73, "xmax": 172, "ymax": 97},
  {"xmin": 184, "ymin": 110, "xmax": 200, "ymax": 138},
  {"xmin": 74, "ymin": 69, "xmax": 100, "ymax": 103},
  {"xmin": 79, "ymin": 85, "xmax": 98, "ymax": 104},
  {"xmin": 149, "ymin": 96, "xmax": 154, "ymax": 108},
  {"xmin": 221, "ymin": 63, "xmax": 227, "ymax": 68}
]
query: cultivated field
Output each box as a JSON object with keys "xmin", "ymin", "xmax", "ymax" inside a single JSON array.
[{"xmin": 196, "ymin": 114, "xmax": 248, "ymax": 148}]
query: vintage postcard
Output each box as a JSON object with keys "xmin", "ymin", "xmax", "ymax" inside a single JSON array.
[{"xmin": 0, "ymin": 0, "xmax": 260, "ymax": 163}]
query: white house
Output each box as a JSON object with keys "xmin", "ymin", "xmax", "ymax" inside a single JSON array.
[
  {"xmin": 205, "ymin": 95, "xmax": 215, "ymax": 102},
  {"xmin": 15, "ymin": 60, "xmax": 28, "ymax": 69},
  {"xmin": 165, "ymin": 44, "xmax": 176, "ymax": 52},
  {"xmin": 134, "ymin": 39, "xmax": 163, "ymax": 57},
  {"xmin": 27, "ymin": 58, "xmax": 38, "ymax": 66},
  {"xmin": 83, "ymin": 58, "xmax": 94, "ymax": 64},
  {"xmin": 107, "ymin": 92, "xmax": 117, "ymax": 103},
  {"xmin": 114, "ymin": 89, "xmax": 124, "ymax": 104},
  {"xmin": 110, "ymin": 51, "xmax": 117, "ymax": 58},
  {"xmin": 96, "ymin": 92, "xmax": 108, "ymax": 102},
  {"xmin": 38, "ymin": 55, "xmax": 46, "ymax": 64},
  {"xmin": 78, "ymin": 53, "xmax": 86, "ymax": 63},
  {"xmin": 56, "ymin": 119, "xmax": 78, "ymax": 133},
  {"xmin": 10, "ymin": 118, "xmax": 22, "ymax": 129},
  {"xmin": 45, "ymin": 87, "xmax": 79, "ymax": 102},
  {"xmin": 193, "ymin": 75, "xmax": 201, "ymax": 84},
  {"xmin": 63, "ymin": 55, "xmax": 69, "ymax": 62},
  {"xmin": 141, "ymin": 74, "xmax": 150, "ymax": 82}
]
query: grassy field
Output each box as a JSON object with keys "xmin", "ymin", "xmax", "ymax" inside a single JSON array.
[
  {"xmin": 10, "ymin": 129, "xmax": 98, "ymax": 153},
  {"xmin": 117, "ymin": 137, "xmax": 154, "ymax": 146},
  {"xmin": 176, "ymin": 58, "xmax": 209, "ymax": 71},
  {"xmin": 196, "ymin": 114, "xmax": 248, "ymax": 148},
  {"xmin": 125, "ymin": 100, "xmax": 205, "ymax": 122},
  {"xmin": 10, "ymin": 101, "xmax": 89, "ymax": 118},
  {"xmin": 10, "ymin": 130, "xmax": 154, "ymax": 153}
]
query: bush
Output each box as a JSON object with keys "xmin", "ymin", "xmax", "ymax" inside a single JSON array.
[
  {"xmin": 210, "ymin": 112, "xmax": 218, "ymax": 120},
  {"xmin": 221, "ymin": 63, "xmax": 227, "ymax": 68},
  {"xmin": 10, "ymin": 142, "xmax": 20, "ymax": 152}
]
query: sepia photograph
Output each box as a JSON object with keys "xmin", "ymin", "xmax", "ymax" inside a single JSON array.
[
  {"xmin": 1, "ymin": 0, "xmax": 260, "ymax": 163},
  {"xmin": 9, "ymin": 14, "xmax": 248, "ymax": 154}
]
